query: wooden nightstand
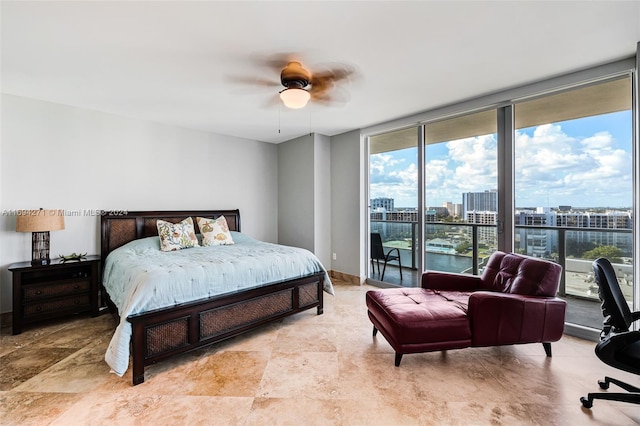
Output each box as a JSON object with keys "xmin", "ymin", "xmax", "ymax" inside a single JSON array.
[{"xmin": 9, "ymin": 255, "xmax": 101, "ymax": 335}]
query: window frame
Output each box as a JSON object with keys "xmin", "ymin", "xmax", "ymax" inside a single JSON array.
[{"xmin": 363, "ymin": 56, "xmax": 638, "ymax": 338}]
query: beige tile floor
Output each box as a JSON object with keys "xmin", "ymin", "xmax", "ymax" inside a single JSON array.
[{"xmin": 1, "ymin": 279, "xmax": 639, "ymax": 425}]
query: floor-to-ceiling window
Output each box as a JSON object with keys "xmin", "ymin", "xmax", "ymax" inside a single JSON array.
[
  {"xmin": 364, "ymin": 59, "xmax": 636, "ymax": 338},
  {"xmin": 424, "ymin": 109, "xmax": 498, "ymax": 275},
  {"xmin": 368, "ymin": 127, "xmax": 420, "ymax": 286},
  {"xmin": 513, "ymin": 76, "xmax": 633, "ymax": 331}
]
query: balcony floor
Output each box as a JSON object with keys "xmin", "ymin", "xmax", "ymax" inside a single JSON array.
[{"xmin": 368, "ymin": 264, "xmax": 419, "ymax": 287}]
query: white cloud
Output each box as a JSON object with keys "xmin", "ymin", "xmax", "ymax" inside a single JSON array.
[
  {"xmin": 370, "ymin": 152, "xmax": 418, "ymax": 206},
  {"xmin": 582, "ymin": 131, "xmax": 614, "ymax": 150},
  {"xmin": 424, "ymin": 134, "xmax": 497, "ymax": 205},
  {"xmin": 369, "ymin": 153, "xmax": 402, "ymax": 175},
  {"xmin": 515, "ymin": 124, "xmax": 631, "ymax": 207},
  {"xmin": 371, "ymin": 119, "xmax": 631, "ymax": 208}
]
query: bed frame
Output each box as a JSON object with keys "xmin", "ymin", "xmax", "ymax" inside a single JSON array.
[{"xmin": 100, "ymin": 209, "xmax": 324, "ymax": 385}]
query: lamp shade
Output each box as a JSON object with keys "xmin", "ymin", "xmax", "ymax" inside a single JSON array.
[
  {"xmin": 16, "ymin": 210, "xmax": 65, "ymax": 232},
  {"xmin": 279, "ymin": 88, "xmax": 311, "ymax": 109}
]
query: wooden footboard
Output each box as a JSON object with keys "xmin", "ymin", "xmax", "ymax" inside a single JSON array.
[{"xmin": 127, "ymin": 272, "xmax": 324, "ymax": 385}]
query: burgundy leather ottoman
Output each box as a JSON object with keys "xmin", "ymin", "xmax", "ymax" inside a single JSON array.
[{"xmin": 366, "ymin": 288, "xmax": 472, "ymax": 366}]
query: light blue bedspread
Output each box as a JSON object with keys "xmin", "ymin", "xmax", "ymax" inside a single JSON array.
[{"xmin": 103, "ymin": 232, "xmax": 333, "ymax": 376}]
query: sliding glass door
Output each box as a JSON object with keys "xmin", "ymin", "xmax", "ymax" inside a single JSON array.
[{"xmin": 368, "ymin": 127, "xmax": 420, "ymax": 286}]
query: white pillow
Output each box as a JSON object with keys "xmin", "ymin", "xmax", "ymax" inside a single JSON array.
[
  {"xmin": 156, "ymin": 217, "xmax": 199, "ymax": 252},
  {"xmin": 197, "ymin": 216, "xmax": 235, "ymax": 246}
]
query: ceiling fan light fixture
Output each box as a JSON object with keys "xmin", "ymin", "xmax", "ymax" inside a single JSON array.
[{"xmin": 279, "ymin": 88, "xmax": 310, "ymax": 109}]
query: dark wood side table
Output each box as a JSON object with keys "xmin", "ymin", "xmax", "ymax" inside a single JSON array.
[{"xmin": 9, "ymin": 255, "xmax": 101, "ymax": 335}]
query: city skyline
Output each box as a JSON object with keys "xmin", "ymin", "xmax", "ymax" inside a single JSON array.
[{"xmin": 369, "ymin": 111, "xmax": 632, "ymax": 209}]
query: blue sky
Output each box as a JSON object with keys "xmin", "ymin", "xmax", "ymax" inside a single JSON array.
[{"xmin": 370, "ymin": 111, "xmax": 632, "ymax": 209}]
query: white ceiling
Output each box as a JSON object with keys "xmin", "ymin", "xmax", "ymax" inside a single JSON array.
[{"xmin": 2, "ymin": 1, "xmax": 640, "ymax": 144}]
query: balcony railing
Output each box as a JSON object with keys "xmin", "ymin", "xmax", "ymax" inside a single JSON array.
[{"xmin": 371, "ymin": 220, "xmax": 633, "ymax": 330}]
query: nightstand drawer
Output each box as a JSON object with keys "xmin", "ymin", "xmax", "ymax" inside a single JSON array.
[
  {"xmin": 10, "ymin": 256, "xmax": 101, "ymax": 334},
  {"xmin": 23, "ymin": 295, "xmax": 91, "ymax": 317},
  {"xmin": 24, "ymin": 279, "xmax": 90, "ymax": 301}
]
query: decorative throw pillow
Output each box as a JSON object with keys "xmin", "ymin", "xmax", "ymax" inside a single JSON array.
[
  {"xmin": 197, "ymin": 216, "xmax": 235, "ymax": 246},
  {"xmin": 157, "ymin": 217, "xmax": 199, "ymax": 252}
]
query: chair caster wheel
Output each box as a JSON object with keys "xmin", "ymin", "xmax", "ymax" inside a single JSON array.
[
  {"xmin": 598, "ymin": 380, "xmax": 609, "ymax": 389},
  {"xmin": 580, "ymin": 397, "xmax": 593, "ymax": 409}
]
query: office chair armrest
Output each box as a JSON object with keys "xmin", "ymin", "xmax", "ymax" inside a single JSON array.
[
  {"xmin": 607, "ymin": 329, "xmax": 640, "ymax": 344},
  {"xmin": 632, "ymin": 310, "xmax": 640, "ymax": 323},
  {"xmin": 597, "ymin": 330, "xmax": 640, "ymax": 367}
]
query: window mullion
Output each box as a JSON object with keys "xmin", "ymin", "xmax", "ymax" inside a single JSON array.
[{"xmin": 497, "ymin": 105, "xmax": 514, "ymax": 253}]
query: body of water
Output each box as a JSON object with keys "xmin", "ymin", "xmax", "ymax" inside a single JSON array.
[
  {"xmin": 395, "ymin": 247, "xmax": 473, "ymax": 274},
  {"xmin": 426, "ymin": 251, "xmax": 473, "ymax": 273}
]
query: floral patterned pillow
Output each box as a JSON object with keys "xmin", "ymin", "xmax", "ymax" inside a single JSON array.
[
  {"xmin": 156, "ymin": 217, "xmax": 199, "ymax": 252},
  {"xmin": 197, "ymin": 216, "xmax": 235, "ymax": 246}
]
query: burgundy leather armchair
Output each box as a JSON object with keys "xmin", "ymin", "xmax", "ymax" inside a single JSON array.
[{"xmin": 366, "ymin": 251, "xmax": 567, "ymax": 366}]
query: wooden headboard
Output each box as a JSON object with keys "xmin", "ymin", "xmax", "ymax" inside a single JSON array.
[{"xmin": 100, "ymin": 209, "xmax": 241, "ymax": 260}]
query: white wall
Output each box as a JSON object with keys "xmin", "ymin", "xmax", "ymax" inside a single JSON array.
[
  {"xmin": 330, "ymin": 130, "xmax": 363, "ymax": 279},
  {"xmin": 0, "ymin": 94, "xmax": 278, "ymax": 313}
]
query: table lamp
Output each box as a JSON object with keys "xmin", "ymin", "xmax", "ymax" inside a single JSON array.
[{"xmin": 16, "ymin": 209, "xmax": 65, "ymax": 265}]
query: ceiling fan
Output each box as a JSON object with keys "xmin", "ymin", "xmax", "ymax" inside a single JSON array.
[
  {"xmin": 278, "ymin": 61, "xmax": 355, "ymax": 109},
  {"xmin": 231, "ymin": 56, "xmax": 356, "ymax": 109}
]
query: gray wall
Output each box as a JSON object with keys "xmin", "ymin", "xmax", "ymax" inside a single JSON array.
[
  {"xmin": 0, "ymin": 94, "xmax": 279, "ymax": 313},
  {"xmin": 330, "ymin": 130, "xmax": 362, "ymax": 279},
  {"xmin": 313, "ymin": 134, "xmax": 331, "ymax": 267},
  {"xmin": 277, "ymin": 133, "xmax": 333, "ymax": 268},
  {"xmin": 277, "ymin": 134, "xmax": 315, "ymax": 252}
]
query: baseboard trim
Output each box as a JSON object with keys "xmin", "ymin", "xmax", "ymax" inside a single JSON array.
[
  {"xmin": 329, "ymin": 270, "xmax": 363, "ymax": 285},
  {"xmin": 564, "ymin": 322, "xmax": 600, "ymax": 342},
  {"xmin": 0, "ymin": 312, "xmax": 11, "ymax": 330}
]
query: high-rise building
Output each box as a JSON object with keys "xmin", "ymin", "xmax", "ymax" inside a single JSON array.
[
  {"xmin": 513, "ymin": 208, "xmax": 633, "ymax": 258},
  {"xmin": 465, "ymin": 211, "xmax": 497, "ymax": 244},
  {"xmin": 443, "ymin": 202, "xmax": 462, "ymax": 218},
  {"xmin": 462, "ymin": 190, "xmax": 497, "ymax": 217},
  {"xmin": 555, "ymin": 211, "xmax": 631, "ymax": 229},
  {"xmin": 371, "ymin": 197, "xmax": 394, "ymax": 211},
  {"xmin": 426, "ymin": 206, "xmax": 448, "ymax": 217}
]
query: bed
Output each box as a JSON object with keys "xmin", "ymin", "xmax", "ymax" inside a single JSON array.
[{"xmin": 100, "ymin": 209, "xmax": 332, "ymax": 385}]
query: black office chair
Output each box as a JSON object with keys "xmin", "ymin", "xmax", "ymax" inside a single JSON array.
[
  {"xmin": 580, "ymin": 257, "xmax": 640, "ymax": 409},
  {"xmin": 370, "ymin": 232, "xmax": 402, "ymax": 280}
]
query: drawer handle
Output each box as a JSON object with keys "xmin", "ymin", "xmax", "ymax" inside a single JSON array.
[
  {"xmin": 36, "ymin": 306, "xmax": 42, "ymax": 311},
  {"xmin": 74, "ymin": 299, "xmax": 80, "ymax": 305},
  {"xmin": 74, "ymin": 285, "xmax": 80, "ymax": 290},
  {"xmin": 35, "ymin": 290, "xmax": 43, "ymax": 295}
]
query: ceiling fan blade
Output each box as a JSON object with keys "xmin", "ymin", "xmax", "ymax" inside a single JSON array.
[
  {"xmin": 309, "ymin": 78, "xmax": 333, "ymax": 98},
  {"xmin": 311, "ymin": 86, "xmax": 350, "ymax": 106},
  {"xmin": 226, "ymin": 75, "xmax": 280, "ymax": 87},
  {"xmin": 310, "ymin": 64, "xmax": 356, "ymax": 85},
  {"xmin": 251, "ymin": 52, "xmax": 305, "ymax": 73},
  {"xmin": 308, "ymin": 63, "xmax": 357, "ymax": 105}
]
